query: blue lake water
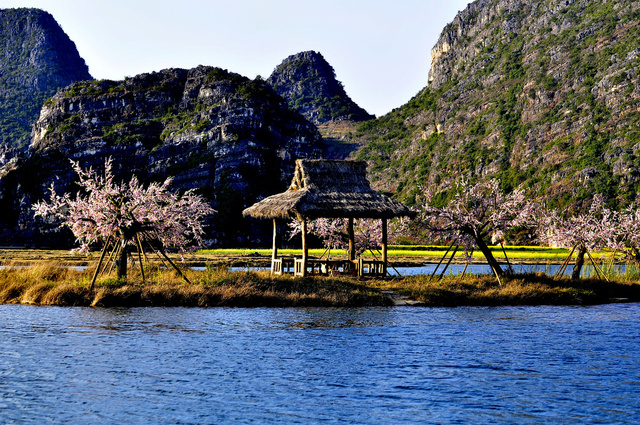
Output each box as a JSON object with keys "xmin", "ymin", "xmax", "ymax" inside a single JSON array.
[{"xmin": 1, "ymin": 304, "xmax": 639, "ymax": 424}]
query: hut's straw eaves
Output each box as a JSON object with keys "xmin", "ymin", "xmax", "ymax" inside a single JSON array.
[{"xmin": 242, "ymin": 159, "xmax": 413, "ymax": 220}]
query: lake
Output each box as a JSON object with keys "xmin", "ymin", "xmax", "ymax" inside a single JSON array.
[
  {"xmin": 392, "ymin": 263, "xmax": 627, "ymax": 277},
  {"xmin": 1, "ymin": 304, "xmax": 639, "ymax": 424},
  {"xmin": 227, "ymin": 263, "xmax": 627, "ymax": 278}
]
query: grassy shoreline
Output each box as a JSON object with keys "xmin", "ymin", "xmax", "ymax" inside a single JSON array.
[
  {"xmin": 0, "ymin": 262, "xmax": 391, "ymax": 307},
  {"xmin": 1, "ymin": 260, "xmax": 639, "ymax": 308},
  {"xmin": 370, "ymin": 274, "xmax": 640, "ymax": 306}
]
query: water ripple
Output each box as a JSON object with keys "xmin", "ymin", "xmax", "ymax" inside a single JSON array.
[{"xmin": 1, "ymin": 304, "xmax": 639, "ymax": 424}]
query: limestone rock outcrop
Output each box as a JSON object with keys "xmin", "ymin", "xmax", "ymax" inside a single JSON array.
[
  {"xmin": 0, "ymin": 66, "xmax": 323, "ymax": 246},
  {"xmin": 356, "ymin": 0, "xmax": 640, "ymax": 210}
]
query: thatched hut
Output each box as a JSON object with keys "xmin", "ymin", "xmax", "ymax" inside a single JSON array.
[{"xmin": 242, "ymin": 159, "xmax": 413, "ymax": 277}]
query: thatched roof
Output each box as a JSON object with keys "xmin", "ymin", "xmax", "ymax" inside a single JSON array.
[{"xmin": 242, "ymin": 159, "xmax": 413, "ymax": 220}]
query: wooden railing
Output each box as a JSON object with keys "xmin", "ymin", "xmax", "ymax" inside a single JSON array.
[
  {"xmin": 357, "ymin": 258, "xmax": 386, "ymax": 277},
  {"xmin": 272, "ymin": 256, "xmax": 385, "ymax": 277}
]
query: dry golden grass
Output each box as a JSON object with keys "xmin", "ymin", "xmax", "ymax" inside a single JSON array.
[
  {"xmin": 0, "ymin": 261, "xmax": 390, "ymax": 307},
  {"xmin": 1, "ymin": 261, "xmax": 639, "ymax": 307},
  {"xmin": 368, "ymin": 273, "xmax": 640, "ymax": 306}
]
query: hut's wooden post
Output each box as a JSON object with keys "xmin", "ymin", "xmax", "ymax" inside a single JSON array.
[
  {"xmin": 271, "ymin": 219, "xmax": 278, "ymax": 275},
  {"xmin": 301, "ymin": 218, "xmax": 308, "ymax": 277},
  {"xmin": 348, "ymin": 217, "xmax": 355, "ymax": 262},
  {"xmin": 381, "ymin": 218, "xmax": 388, "ymax": 277}
]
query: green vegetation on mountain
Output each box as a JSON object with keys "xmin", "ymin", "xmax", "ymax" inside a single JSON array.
[
  {"xmin": 354, "ymin": 0, "xmax": 640, "ymax": 211},
  {"xmin": 0, "ymin": 8, "xmax": 91, "ymax": 148},
  {"xmin": 268, "ymin": 51, "xmax": 374, "ymax": 125}
]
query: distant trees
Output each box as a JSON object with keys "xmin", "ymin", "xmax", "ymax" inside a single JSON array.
[{"xmin": 33, "ymin": 158, "xmax": 214, "ymax": 285}]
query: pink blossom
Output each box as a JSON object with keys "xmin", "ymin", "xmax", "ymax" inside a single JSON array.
[
  {"xmin": 538, "ymin": 195, "xmax": 616, "ymax": 252},
  {"xmin": 413, "ymin": 179, "xmax": 539, "ymax": 276},
  {"xmin": 33, "ymin": 158, "xmax": 215, "ymax": 254}
]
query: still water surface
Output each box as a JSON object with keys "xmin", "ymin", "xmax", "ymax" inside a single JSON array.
[
  {"xmin": 1, "ymin": 304, "xmax": 639, "ymax": 424},
  {"xmin": 394, "ymin": 263, "xmax": 626, "ymax": 277},
  {"xmin": 228, "ymin": 263, "xmax": 624, "ymax": 277}
]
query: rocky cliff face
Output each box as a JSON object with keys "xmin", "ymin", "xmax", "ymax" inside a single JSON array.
[
  {"xmin": 0, "ymin": 66, "xmax": 323, "ymax": 246},
  {"xmin": 0, "ymin": 8, "xmax": 92, "ymax": 148},
  {"xmin": 267, "ymin": 51, "xmax": 374, "ymax": 125},
  {"xmin": 356, "ymin": 0, "xmax": 640, "ymax": 210}
]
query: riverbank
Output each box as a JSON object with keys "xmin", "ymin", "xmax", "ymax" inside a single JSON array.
[
  {"xmin": 1, "ymin": 261, "xmax": 639, "ymax": 307},
  {"xmin": 0, "ymin": 262, "xmax": 390, "ymax": 307},
  {"xmin": 371, "ymin": 274, "xmax": 640, "ymax": 306}
]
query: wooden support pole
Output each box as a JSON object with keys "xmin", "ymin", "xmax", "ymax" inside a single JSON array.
[
  {"xmin": 135, "ymin": 234, "xmax": 146, "ymax": 282},
  {"xmin": 101, "ymin": 237, "xmax": 119, "ymax": 276},
  {"xmin": 587, "ymin": 249, "xmax": 609, "ymax": 282},
  {"xmin": 381, "ymin": 218, "xmax": 388, "ymax": 277},
  {"xmin": 458, "ymin": 249, "xmax": 474, "ymax": 281},
  {"xmin": 272, "ymin": 219, "xmax": 278, "ymax": 261},
  {"xmin": 555, "ymin": 244, "xmax": 577, "ymax": 278},
  {"xmin": 607, "ymin": 249, "xmax": 618, "ymax": 274},
  {"xmin": 501, "ymin": 242, "xmax": 514, "ymax": 274},
  {"xmin": 319, "ymin": 246, "xmax": 330, "ymax": 260},
  {"xmin": 145, "ymin": 238, "xmax": 172, "ymax": 270},
  {"xmin": 348, "ymin": 217, "xmax": 355, "ymax": 262},
  {"xmin": 430, "ymin": 242, "xmax": 455, "ymax": 281},
  {"xmin": 90, "ymin": 236, "xmax": 112, "ymax": 291},
  {"xmin": 107, "ymin": 242, "xmax": 122, "ymax": 276},
  {"xmin": 301, "ymin": 218, "xmax": 308, "ymax": 277},
  {"xmin": 142, "ymin": 232, "xmax": 192, "ymax": 284},
  {"xmin": 137, "ymin": 233, "xmax": 149, "ymax": 265},
  {"xmin": 439, "ymin": 245, "xmax": 459, "ymax": 280},
  {"xmin": 158, "ymin": 248, "xmax": 192, "ymax": 284},
  {"xmin": 492, "ymin": 263, "xmax": 503, "ymax": 286},
  {"xmin": 271, "ymin": 219, "xmax": 278, "ymax": 275}
]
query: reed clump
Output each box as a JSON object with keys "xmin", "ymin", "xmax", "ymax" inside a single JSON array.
[
  {"xmin": 369, "ymin": 273, "xmax": 640, "ymax": 306},
  {"xmin": 0, "ymin": 261, "xmax": 390, "ymax": 307}
]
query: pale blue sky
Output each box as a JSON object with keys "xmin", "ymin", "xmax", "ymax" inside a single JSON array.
[{"xmin": 2, "ymin": 0, "xmax": 472, "ymax": 116}]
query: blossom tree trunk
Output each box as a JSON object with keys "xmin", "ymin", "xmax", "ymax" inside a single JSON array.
[
  {"xmin": 571, "ymin": 245, "xmax": 587, "ymax": 280},
  {"xmin": 633, "ymin": 247, "xmax": 640, "ymax": 268},
  {"xmin": 117, "ymin": 238, "xmax": 128, "ymax": 280},
  {"xmin": 467, "ymin": 228, "xmax": 504, "ymax": 277}
]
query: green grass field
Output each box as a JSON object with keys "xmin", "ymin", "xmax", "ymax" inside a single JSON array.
[{"xmin": 198, "ymin": 245, "xmax": 576, "ymax": 262}]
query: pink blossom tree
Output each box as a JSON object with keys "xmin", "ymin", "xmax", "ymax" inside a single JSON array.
[
  {"xmin": 615, "ymin": 205, "xmax": 640, "ymax": 266},
  {"xmin": 33, "ymin": 158, "xmax": 214, "ymax": 285},
  {"xmin": 414, "ymin": 179, "xmax": 539, "ymax": 277},
  {"xmin": 538, "ymin": 195, "xmax": 616, "ymax": 279}
]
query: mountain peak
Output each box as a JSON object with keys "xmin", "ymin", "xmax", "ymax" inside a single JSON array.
[
  {"xmin": 0, "ymin": 8, "xmax": 92, "ymax": 147},
  {"xmin": 267, "ymin": 50, "xmax": 374, "ymax": 124}
]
